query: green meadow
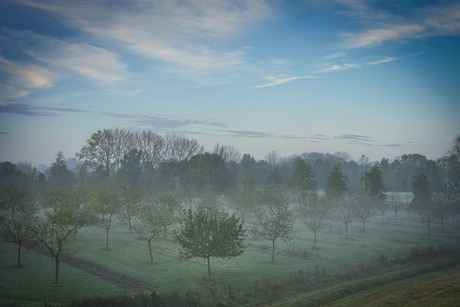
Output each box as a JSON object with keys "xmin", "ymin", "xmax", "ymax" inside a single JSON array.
[{"xmin": 1, "ymin": 201, "xmax": 459, "ymax": 306}]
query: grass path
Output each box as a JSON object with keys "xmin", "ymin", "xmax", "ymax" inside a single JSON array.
[{"xmin": 262, "ymin": 257, "xmax": 460, "ymax": 307}]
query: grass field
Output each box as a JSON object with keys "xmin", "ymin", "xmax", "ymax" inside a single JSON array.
[{"xmin": 1, "ymin": 199, "xmax": 459, "ymax": 306}]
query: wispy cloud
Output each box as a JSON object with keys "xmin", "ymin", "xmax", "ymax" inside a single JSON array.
[
  {"xmin": 338, "ymin": 3, "xmax": 460, "ymax": 49},
  {"xmin": 0, "ymin": 102, "xmax": 227, "ymax": 130},
  {"xmin": 22, "ymin": 0, "xmax": 273, "ymax": 83},
  {"xmin": 254, "ymin": 75, "xmax": 317, "ymax": 88},
  {"xmin": 0, "ymin": 56, "xmax": 55, "ymax": 99},
  {"xmin": 226, "ymin": 130, "xmax": 272, "ymax": 138},
  {"xmin": 316, "ymin": 63, "xmax": 360, "ymax": 73},
  {"xmin": 334, "ymin": 134, "xmax": 374, "ymax": 146},
  {"xmin": 366, "ymin": 57, "xmax": 396, "ymax": 65}
]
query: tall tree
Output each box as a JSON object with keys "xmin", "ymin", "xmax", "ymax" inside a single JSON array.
[
  {"xmin": 362, "ymin": 165, "xmax": 386, "ymax": 201},
  {"xmin": 48, "ymin": 151, "xmax": 76, "ymax": 187},
  {"xmin": 77, "ymin": 129, "xmax": 117, "ymax": 179},
  {"xmin": 173, "ymin": 204, "xmax": 245, "ymax": 280},
  {"xmin": 325, "ymin": 164, "xmax": 348, "ymax": 199},
  {"xmin": 154, "ymin": 193, "xmax": 182, "ymax": 238},
  {"xmin": 289, "ymin": 157, "xmax": 316, "ymax": 196}
]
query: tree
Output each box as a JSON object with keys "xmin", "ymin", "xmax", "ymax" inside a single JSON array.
[
  {"xmin": 289, "ymin": 157, "xmax": 316, "ymax": 199},
  {"xmin": 0, "ymin": 184, "xmax": 38, "ymax": 267},
  {"xmin": 265, "ymin": 166, "xmax": 282, "ymax": 186},
  {"xmin": 362, "ymin": 165, "xmax": 386, "ymax": 201},
  {"xmin": 32, "ymin": 204, "xmax": 78, "ymax": 284},
  {"xmin": 132, "ymin": 204, "xmax": 163, "ymax": 262},
  {"xmin": 332, "ymin": 192, "xmax": 355, "ymax": 239},
  {"xmin": 353, "ymin": 193, "xmax": 375, "ymax": 232},
  {"xmin": 77, "ymin": 129, "xmax": 117, "ymax": 179},
  {"xmin": 118, "ymin": 149, "xmax": 143, "ymax": 185},
  {"xmin": 173, "ymin": 204, "xmax": 245, "ymax": 280},
  {"xmin": 386, "ymin": 192, "xmax": 405, "ymax": 221},
  {"xmin": 47, "ymin": 152, "xmax": 76, "ymax": 187},
  {"xmin": 154, "ymin": 194, "xmax": 182, "ymax": 238},
  {"xmin": 119, "ymin": 185, "xmax": 144, "ymax": 232},
  {"xmin": 93, "ymin": 187, "xmax": 122, "ymax": 250},
  {"xmin": 325, "ymin": 164, "xmax": 347, "ymax": 199},
  {"xmin": 298, "ymin": 192, "xmax": 328, "ymax": 249},
  {"xmin": 409, "ymin": 173, "xmax": 436, "ymax": 240},
  {"xmin": 45, "ymin": 188, "xmax": 95, "ymax": 240},
  {"xmin": 258, "ymin": 202, "xmax": 294, "ymax": 262}
]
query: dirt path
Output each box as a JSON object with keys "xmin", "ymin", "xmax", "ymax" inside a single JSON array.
[{"xmin": 60, "ymin": 254, "xmax": 152, "ymax": 293}]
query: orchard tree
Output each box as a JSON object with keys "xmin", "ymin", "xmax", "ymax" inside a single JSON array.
[
  {"xmin": 353, "ymin": 193, "xmax": 375, "ymax": 232},
  {"xmin": 409, "ymin": 173, "xmax": 436, "ymax": 240},
  {"xmin": 298, "ymin": 192, "xmax": 328, "ymax": 249},
  {"xmin": 132, "ymin": 204, "xmax": 163, "ymax": 262},
  {"xmin": 32, "ymin": 204, "xmax": 78, "ymax": 284},
  {"xmin": 0, "ymin": 184, "xmax": 38, "ymax": 267},
  {"xmin": 258, "ymin": 203, "xmax": 294, "ymax": 262},
  {"xmin": 173, "ymin": 204, "xmax": 245, "ymax": 280},
  {"xmin": 332, "ymin": 192, "xmax": 356, "ymax": 239},
  {"xmin": 386, "ymin": 192, "xmax": 405, "ymax": 221},
  {"xmin": 154, "ymin": 193, "xmax": 182, "ymax": 238},
  {"xmin": 94, "ymin": 187, "xmax": 122, "ymax": 250},
  {"xmin": 119, "ymin": 185, "xmax": 144, "ymax": 232}
]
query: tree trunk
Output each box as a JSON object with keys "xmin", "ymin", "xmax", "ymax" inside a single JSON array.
[
  {"xmin": 17, "ymin": 243, "xmax": 21, "ymax": 267},
  {"xmin": 427, "ymin": 221, "xmax": 431, "ymax": 240},
  {"xmin": 207, "ymin": 257, "xmax": 211, "ymax": 280},
  {"xmin": 55, "ymin": 257, "xmax": 60, "ymax": 284},
  {"xmin": 106, "ymin": 228, "xmax": 109, "ymax": 250},
  {"xmin": 148, "ymin": 240, "xmax": 153, "ymax": 262},
  {"xmin": 313, "ymin": 230, "xmax": 317, "ymax": 249},
  {"xmin": 271, "ymin": 240, "xmax": 275, "ymax": 262},
  {"xmin": 345, "ymin": 222, "xmax": 349, "ymax": 239},
  {"xmin": 362, "ymin": 219, "xmax": 366, "ymax": 232}
]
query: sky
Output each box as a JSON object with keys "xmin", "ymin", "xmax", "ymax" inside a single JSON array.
[{"xmin": 1, "ymin": 0, "xmax": 459, "ymax": 166}]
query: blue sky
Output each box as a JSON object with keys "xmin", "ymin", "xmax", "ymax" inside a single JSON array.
[{"xmin": 1, "ymin": 0, "xmax": 459, "ymax": 165}]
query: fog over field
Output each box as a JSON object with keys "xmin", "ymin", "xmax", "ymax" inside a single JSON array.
[{"xmin": 1, "ymin": 0, "xmax": 460, "ymax": 306}]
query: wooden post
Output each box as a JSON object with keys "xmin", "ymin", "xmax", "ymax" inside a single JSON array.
[
  {"xmin": 262, "ymin": 277, "xmax": 265, "ymax": 289},
  {"xmin": 228, "ymin": 285, "xmax": 232, "ymax": 299},
  {"xmin": 360, "ymin": 257, "xmax": 363, "ymax": 269},
  {"xmin": 316, "ymin": 264, "xmax": 320, "ymax": 276}
]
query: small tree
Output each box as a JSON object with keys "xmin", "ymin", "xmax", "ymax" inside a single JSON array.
[
  {"xmin": 332, "ymin": 192, "xmax": 355, "ymax": 239},
  {"xmin": 409, "ymin": 173, "xmax": 436, "ymax": 240},
  {"xmin": 154, "ymin": 194, "xmax": 182, "ymax": 238},
  {"xmin": 0, "ymin": 184, "xmax": 38, "ymax": 267},
  {"xmin": 386, "ymin": 192, "xmax": 405, "ymax": 221},
  {"xmin": 119, "ymin": 185, "xmax": 144, "ymax": 232},
  {"xmin": 258, "ymin": 203, "xmax": 294, "ymax": 262},
  {"xmin": 353, "ymin": 193, "xmax": 375, "ymax": 232},
  {"xmin": 132, "ymin": 204, "xmax": 163, "ymax": 262},
  {"xmin": 298, "ymin": 192, "xmax": 328, "ymax": 249},
  {"xmin": 93, "ymin": 187, "xmax": 122, "ymax": 250},
  {"xmin": 173, "ymin": 204, "xmax": 245, "ymax": 280},
  {"xmin": 32, "ymin": 207, "xmax": 77, "ymax": 284}
]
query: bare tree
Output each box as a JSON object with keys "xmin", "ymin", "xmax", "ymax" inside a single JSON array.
[
  {"xmin": 119, "ymin": 185, "xmax": 144, "ymax": 232},
  {"xmin": 298, "ymin": 192, "xmax": 328, "ymax": 249},
  {"xmin": 258, "ymin": 201, "xmax": 294, "ymax": 262},
  {"xmin": 213, "ymin": 143, "xmax": 241, "ymax": 163},
  {"xmin": 93, "ymin": 187, "xmax": 123, "ymax": 250},
  {"xmin": 0, "ymin": 184, "xmax": 38, "ymax": 267},
  {"xmin": 132, "ymin": 204, "xmax": 163, "ymax": 262},
  {"xmin": 332, "ymin": 193, "xmax": 355, "ymax": 239}
]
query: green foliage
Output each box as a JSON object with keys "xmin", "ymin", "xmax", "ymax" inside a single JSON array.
[
  {"xmin": 325, "ymin": 164, "xmax": 348, "ymax": 199},
  {"xmin": 289, "ymin": 157, "xmax": 316, "ymax": 194},
  {"xmin": 173, "ymin": 204, "xmax": 245, "ymax": 280},
  {"xmin": 362, "ymin": 165, "xmax": 386, "ymax": 201},
  {"xmin": 48, "ymin": 151, "xmax": 76, "ymax": 187}
]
